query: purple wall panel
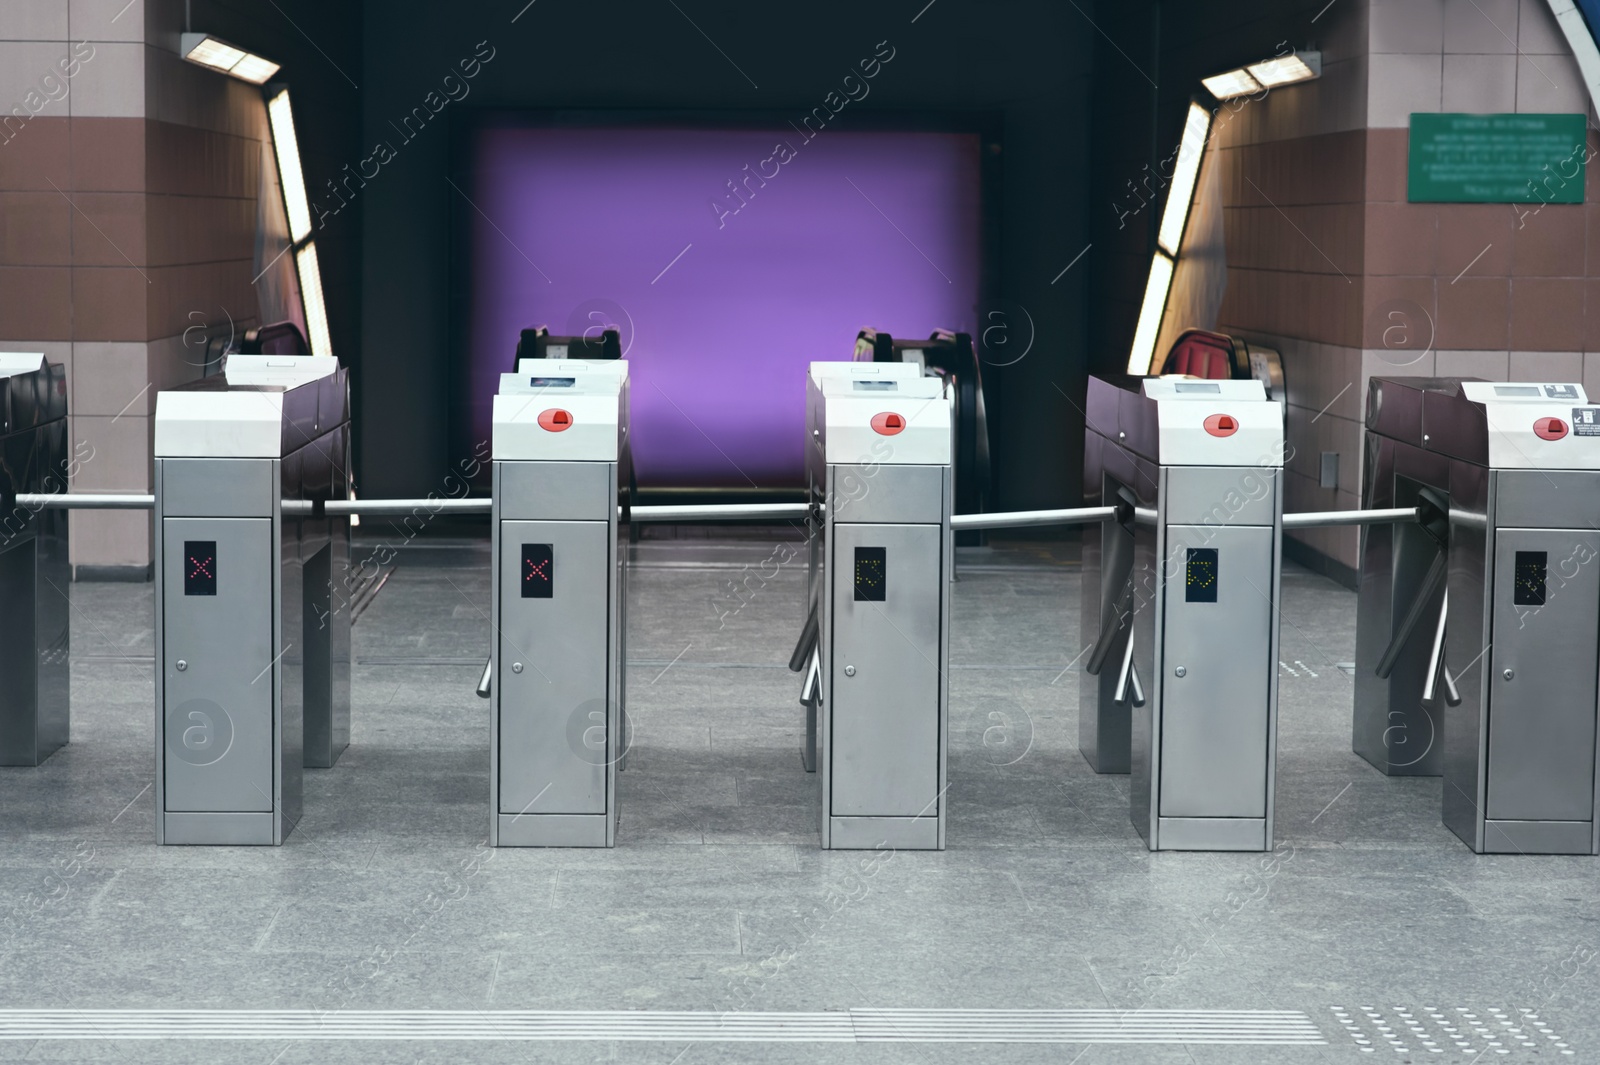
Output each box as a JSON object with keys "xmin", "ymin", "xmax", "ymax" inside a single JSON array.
[{"xmin": 467, "ymin": 125, "xmax": 980, "ymax": 486}]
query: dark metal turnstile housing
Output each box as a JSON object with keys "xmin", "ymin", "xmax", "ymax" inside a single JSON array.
[
  {"xmin": 1353, "ymin": 377, "xmax": 1469, "ymax": 778},
  {"xmin": 1079, "ymin": 377, "xmax": 1142, "ymax": 774},
  {"xmin": 0, "ymin": 354, "xmax": 70, "ymax": 767},
  {"xmin": 152, "ymin": 355, "xmax": 351, "ymax": 845}
]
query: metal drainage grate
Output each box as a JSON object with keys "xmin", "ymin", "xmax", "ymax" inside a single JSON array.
[
  {"xmin": 1332, "ymin": 1005, "xmax": 1573, "ymax": 1056},
  {"xmin": 0, "ymin": 1009, "xmax": 1324, "ymax": 1044}
]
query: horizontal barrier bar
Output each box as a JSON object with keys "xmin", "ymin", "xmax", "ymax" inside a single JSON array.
[
  {"xmin": 951, "ymin": 506, "xmax": 1118, "ymax": 531},
  {"xmin": 11, "ymin": 496, "xmax": 1424, "ymax": 533},
  {"xmin": 630, "ymin": 503, "xmax": 812, "ymax": 523},
  {"xmin": 12, "ymin": 496, "xmax": 810, "ymax": 523},
  {"xmin": 1281, "ymin": 506, "xmax": 1417, "ymax": 530},
  {"xmin": 13, "ymin": 493, "xmax": 154, "ymax": 510},
  {"xmin": 322, "ymin": 498, "xmax": 491, "ymax": 516}
]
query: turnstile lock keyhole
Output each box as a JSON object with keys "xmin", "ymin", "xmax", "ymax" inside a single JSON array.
[
  {"xmin": 512, "ymin": 662, "xmax": 524, "ymax": 674},
  {"xmin": 1503, "ymin": 668, "xmax": 1514, "ymax": 681},
  {"xmin": 1173, "ymin": 665, "xmax": 1186, "ymax": 678},
  {"xmin": 844, "ymin": 665, "xmax": 856, "ymax": 677},
  {"xmin": 176, "ymin": 660, "xmax": 187, "ymax": 672}
]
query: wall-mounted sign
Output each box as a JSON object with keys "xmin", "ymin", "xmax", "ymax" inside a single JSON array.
[{"xmin": 1407, "ymin": 113, "xmax": 1586, "ymax": 203}]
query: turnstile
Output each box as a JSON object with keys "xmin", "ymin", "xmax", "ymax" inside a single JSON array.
[
  {"xmin": 489, "ymin": 359, "xmax": 629, "ymax": 847},
  {"xmin": 806, "ymin": 373, "xmax": 951, "ymax": 850},
  {"xmin": 152, "ymin": 354, "xmax": 351, "ymax": 844},
  {"xmin": 1087, "ymin": 375, "xmax": 1284, "ymax": 851},
  {"xmin": 797, "ymin": 360, "xmax": 924, "ymax": 772},
  {"xmin": 1080, "ymin": 334, "xmax": 1284, "ymax": 776},
  {"xmin": 0, "ymin": 354, "xmax": 70, "ymax": 766},
  {"xmin": 1374, "ymin": 379, "xmax": 1600, "ymax": 854}
]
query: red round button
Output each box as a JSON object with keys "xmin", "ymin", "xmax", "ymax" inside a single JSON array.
[
  {"xmin": 1535, "ymin": 417, "xmax": 1568, "ymax": 440},
  {"xmin": 1203, "ymin": 413, "xmax": 1239, "ymax": 438},
  {"xmin": 538, "ymin": 408, "xmax": 573, "ymax": 432},
  {"xmin": 871, "ymin": 412, "xmax": 906, "ymax": 436}
]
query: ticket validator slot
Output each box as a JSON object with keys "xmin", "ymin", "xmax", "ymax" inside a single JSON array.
[
  {"xmin": 489, "ymin": 359, "xmax": 629, "ymax": 847},
  {"xmin": 1085, "ymin": 375, "xmax": 1285, "ymax": 852},
  {"xmin": 807, "ymin": 371, "xmax": 952, "ymax": 850},
  {"xmin": 152, "ymin": 352, "xmax": 351, "ymax": 844},
  {"xmin": 0, "ymin": 353, "xmax": 70, "ymax": 767}
]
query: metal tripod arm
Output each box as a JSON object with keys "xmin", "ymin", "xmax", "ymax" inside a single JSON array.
[
  {"xmin": 1112, "ymin": 631, "xmax": 1145, "ymax": 708},
  {"xmin": 789, "ymin": 602, "xmax": 820, "ymax": 673},
  {"xmin": 1375, "ymin": 551, "xmax": 1448, "ymax": 680},
  {"xmin": 1419, "ymin": 591, "xmax": 1461, "ymax": 709}
]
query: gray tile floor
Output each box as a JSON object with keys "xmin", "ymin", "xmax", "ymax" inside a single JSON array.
[{"xmin": 1, "ymin": 536, "xmax": 1596, "ymax": 1063}]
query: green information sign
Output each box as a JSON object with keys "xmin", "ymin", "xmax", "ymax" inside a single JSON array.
[{"xmin": 1407, "ymin": 113, "xmax": 1587, "ymax": 204}]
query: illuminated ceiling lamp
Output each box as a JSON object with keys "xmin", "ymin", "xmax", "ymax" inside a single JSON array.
[
  {"xmin": 1126, "ymin": 51, "xmax": 1320, "ymax": 373},
  {"xmin": 1201, "ymin": 50, "xmax": 1321, "ymax": 100},
  {"xmin": 1247, "ymin": 51, "xmax": 1323, "ymax": 89},
  {"xmin": 267, "ymin": 87, "xmax": 332, "ymax": 359},
  {"xmin": 1200, "ymin": 68, "xmax": 1263, "ymax": 101},
  {"xmin": 1125, "ymin": 102, "xmax": 1210, "ymax": 373},
  {"xmin": 267, "ymin": 89, "xmax": 312, "ymax": 242},
  {"xmin": 1127, "ymin": 251, "xmax": 1175, "ymax": 375},
  {"xmin": 295, "ymin": 243, "xmax": 334, "ymax": 359},
  {"xmin": 180, "ymin": 32, "xmax": 281, "ymax": 84},
  {"xmin": 1157, "ymin": 102, "xmax": 1213, "ymax": 257}
]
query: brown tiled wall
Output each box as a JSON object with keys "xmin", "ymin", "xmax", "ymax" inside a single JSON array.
[
  {"xmin": 1186, "ymin": 0, "xmax": 1600, "ymax": 579},
  {"xmin": 1215, "ymin": 130, "xmax": 1369, "ymax": 349},
  {"xmin": 1, "ymin": 115, "xmax": 263, "ymax": 570},
  {"xmin": 1, "ymin": 59, "xmax": 269, "ymax": 570},
  {"xmin": 1363, "ymin": 127, "xmax": 1600, "ymax": 355}
]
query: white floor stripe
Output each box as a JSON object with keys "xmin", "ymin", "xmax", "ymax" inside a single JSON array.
[{"xmin": 0, "ymin": 1009, "xmax": 1326, "ymax": 1044}]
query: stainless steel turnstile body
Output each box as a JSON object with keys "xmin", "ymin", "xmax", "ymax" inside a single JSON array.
[
  {"xmin": 800, "ymin": 361, "xmax": 923, "ymax": 772},
  {"xmin": 1415, "ymin": 380, "xmax": 1599, "ymax": 854},
  {"xmin": 0, "ymin": 354, "xmax": 70, "ymax": 766},
  {"xmin": 812, "ymin": 374, "xmax": 951, "ymax": 850},
  {"xmin": 490, "ymin": 360, "xmax": 628, "ymax": 847},
  {"xmin": 1088, "ymin": 375, "xmax": 1284, "ymax": 851},
  {"xmin": 152, "ymin": 355, "xmax": 351, "ymax": 845}
]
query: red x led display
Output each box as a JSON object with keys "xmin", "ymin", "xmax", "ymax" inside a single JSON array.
[
  {"xmin": 522, "ymin": 543, "xmax": 553, "ymax": 599},
  {"xmin": 185, "ymin": 541, "xmax": 217, "ymax": 596}
]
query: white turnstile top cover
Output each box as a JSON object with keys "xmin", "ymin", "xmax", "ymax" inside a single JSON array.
[
  {"xmin": 1142, "ymin": 376, "xmax": 1284, "ymax": 467},
  {"xmin": 1459, "ymin": 381, "xmax": 1599, "ymax": 469},
  {"xmin": 153, "ymin": 355, "xmax": 340, "ymax": 458},
  {"xmin": 807, "ymin": 360, "xmax": 924, "ymax": 387},
  {"xmin": 494, "ymin": 359, "xmax": 628, "ymax": 462},
  {"xmin": 820, "ymin": 375, "xmax": 951, "ymax": 466},
  {"xmin": 807, "ymin": 362, "xmax": 925, "ymax": 459},
  {"xmin": 0, "ymin": 352, "xmax": 46, "ymax": 377}
]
